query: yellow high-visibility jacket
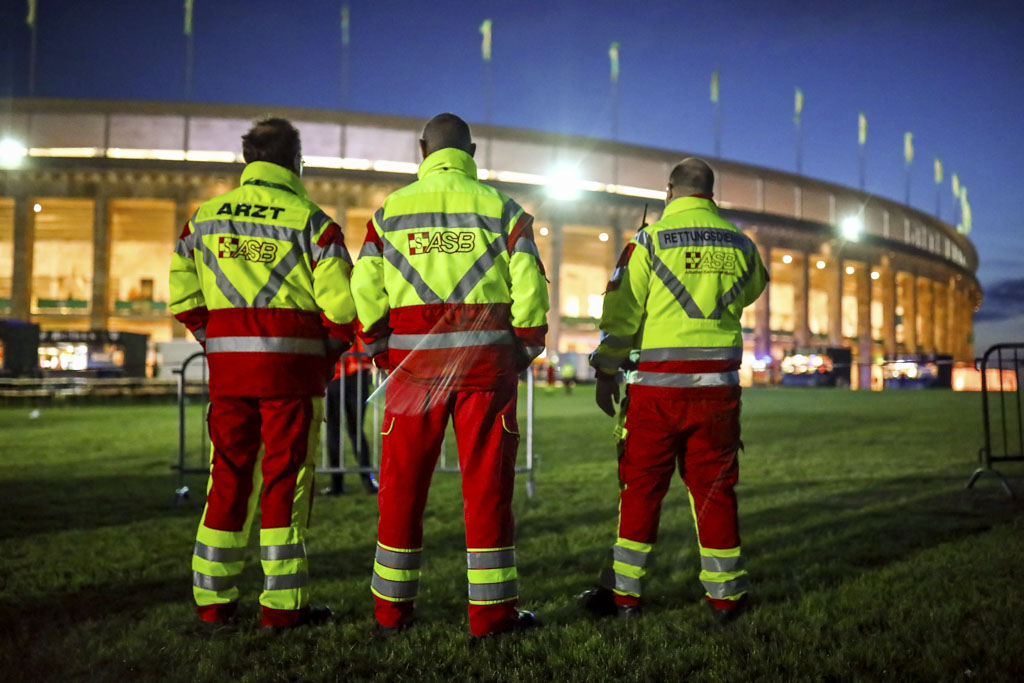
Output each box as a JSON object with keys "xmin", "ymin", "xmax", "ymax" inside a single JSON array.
[
  {"xmin": 590, "ymin": 195, "xmax": 768, "ymax": 396},
  {"xmin": 351, "ymin": 147, "xmax": 549, "ymax": 389},
  {"xmin": 169, "ymin": 161, "xmax": 356, "ymax": 396}
]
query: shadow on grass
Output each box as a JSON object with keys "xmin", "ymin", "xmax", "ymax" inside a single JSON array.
[{"xmin": 0, "ymin": 474, "xmax": 202, "ymax": 540}]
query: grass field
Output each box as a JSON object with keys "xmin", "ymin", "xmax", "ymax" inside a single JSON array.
[{"xmin": 1, "ymin": 387, "xmax": 1023, "ymax": 682}]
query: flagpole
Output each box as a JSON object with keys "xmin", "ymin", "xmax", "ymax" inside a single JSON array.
[
  {"xmin": 609, "ymin": 42, "xmax": 620, "ymax": 185},
  {"xmin": 27, "ymin": 0, "xmax": 37, "ymax": 95},
  {"xmin": 903, "ymin": 132, "xmax": 913, "ymax": 205},
  {"xmin": 711, "ymin": 68, "xmax": 721, "ymax": 157},
  {"xmin": 794, "ymin": 88, "xmax": 803, "ymax": 175},
  {"xmin": 183, "ymin": 0, "xmax": 195, "ymax": 155},
  {"xmin": 340, "ymin": 4, "xmax": 350, "ymax": 111},
  {"xmin": 479, "ymin": 19, "xmax": 494, "ymax": 172},
  {"xmin": 857, "ymin": 112, "xmax": 867, "ymax": 191}
]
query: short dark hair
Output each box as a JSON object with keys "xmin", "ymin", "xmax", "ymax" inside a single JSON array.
[
  {"xmin": 421, "ymin": 113, "xmax": 473, "ymax": 156},
  {"xmin": 241, "ymin": 118, "xmax": 301, "ymax": 170},
  {"xmin": 668, "ymin": 157, "xmax": 715, "ymax": 196}
]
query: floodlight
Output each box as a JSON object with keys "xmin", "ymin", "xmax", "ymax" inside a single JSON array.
[
  {"xmin": 781, "ymin": 254, "xmax": 792, "ymax": 264},
  {"xmin": 33, "ymin": 203, "xmax": 42, "ymax": 213},
  {"xmin": 815, "ymin": 260, "xmax": 826, "ymax": 269},
  {"xmin": 547, "ymin": 165, "xmax": 581, "ymax": 200},
  {"xmin": 840, "ymin": 215, "xmax": 862, "ymax": 241},
  {"xmin": 0, "ymin": 138, "xmax": 28, "ymax": 167},
  {"xmin": 598, "ymin": 232, "xmax": 609, "ymax": 242},
  {"xmin": 845, "ymin": 265, "xmax": 855, "ymax": 275},
  {"xmin": 870, "ymin": 271, "xmax": 880, "ymax": 280},
  {"xmin": 538, "ymin": 226, "xmax": 549, "ymax": 236}
]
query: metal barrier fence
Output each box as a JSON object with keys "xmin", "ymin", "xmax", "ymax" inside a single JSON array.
[
  {"xmin": 173, "ymin": 351, "xmax": 538, "ymax": 503},
  {"xmin": 965, "ymin": 343, "xmax": 1024, "ymax": 498}
]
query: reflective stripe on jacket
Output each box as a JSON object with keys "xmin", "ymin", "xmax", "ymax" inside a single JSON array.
[
  {"xmin": 590, "ymin": 195, "xmax": 768, "ymax": 397},
  {"xmin": 351, "ymin": 147, "xmax": 549, "ymax": 389},
  {"xmin": 169, "ymin": 161, "xmax": 356, "ymax": 396}
]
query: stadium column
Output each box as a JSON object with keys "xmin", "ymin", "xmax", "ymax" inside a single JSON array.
[
  {"xmin": 548, "ymin": 221, "xmax": 563, "ymax": 356},
  {"xmin": 880, "ymin": 261, "xmax": 897, "ymax": 356},
  {"xmin": 10, "ymin": 195, "xmax": 34, "ymax": 320},
  {"xmin": 946, "ymin": 280, "xmax": 957, "ymax": 361},
  {"xmin": 752, "ymin": 239, "xmax": 772, "ymax": 361},
  {"xmin": 918, "ymin": 279, "xmax": 935, "ymax": 352},
  {"xmin": 792, "ymin": 251, "xmax": 810, "ymax": 347},
  {"xmin": 855, "ymin": 265, "xmax": 872, "ymax": 390},
  {"xmin": 828, "ymin": 251, "xmax": 843, "ymax": 347},
  {"xmin": 90, "ymin": 195, "xmax": 110, "ymax": 330},
  {"xmin": 170, "ymin": 199, "xmax": 193, "ymax": 339},
  {"xmin": 934, "ymin": 277, "xmax": 948, "ymax": 353},
  {"xmin": 904, "ymin": 273, "xmax": 918, "ymax": 352}
]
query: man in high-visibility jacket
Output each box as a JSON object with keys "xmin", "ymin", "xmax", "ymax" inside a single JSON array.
[
  {"xmin": 579, "ymin": 157, "xmax": 768, "ymax": 623},
  {"xmin": 351, "ymin": 113, "xmax": 549, "ymax": 637},
  {"xmin": 169, "ymin": 118, "xmax": 356, "ymax": 629}
]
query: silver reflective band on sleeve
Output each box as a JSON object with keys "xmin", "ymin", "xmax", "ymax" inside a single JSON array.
[
  {"xmin": 206, "ymin": 336, "xmax": 326, "ymax": 356},
  {"xmin": 612, "ymin": 545, "xmax": 650, "ymax": 568},
  {"xmin": 261, "ymin": 543, "xmax": 307, "ymax": 561},
  {"xmin": 193, "ymin": 570, "xmax": 235, "ymax": 592},
  {"xmin": 511, "ymin": 238, "xmax": 540, "ymax": 258},
  {"xmin": 703, "ymin": 574, "xmax": 750, "ymax": 599},
  {"xmin": 638, "ymin": 347, "xmax": 743, "ymax": 362},
  {"xmin": 381, "ymin": 211, "xmax": 504, "ymax": 234},
  {"xmin": 467, "ymin": 580, "xmax": 518, "ymax": 602},
  {"xmin": 364, "ymin": 337, "xmax": 389, "ymax": 356},
  {"xmin": 701, "ymin": 554, "xmax": 746, "ymax": 573},
  {"xmin": 389, "ymin": 330, "xmax": 515, "ymax": 350},
  {"xmin": 599, "ymin": 332, "xmax": 634, "ymax": 350},
  {"xmin": 466, "ymin": 549, "xmax": 516, "ymax": 570},
  {"xmin": 313, "ymin": 240, "xmax": 351, "ymax": 264},
  {"xmin": 264, "ymin": 572, "xmax": 309, "ymax": 591},
  {"xmin": 630, "ymin": 370, "xmax": 739, "ymax": 388},
  {"xmin": 359, "ymin": 241, "xmax": 381, "ymax": 258},
  {"xmin": 192, "ymin": 326, "xmax": 207, "ymax": 343},
  {"xmin": 375, "ymin": 546, "xmax": 421, "ymax": 570},
  {"xmin": 371, "ymin": 573, "xmax": 419, "ymax": 599},
  {"xmin": 193, "ymin": 541, "xmax": 245, "ymax": 564}
]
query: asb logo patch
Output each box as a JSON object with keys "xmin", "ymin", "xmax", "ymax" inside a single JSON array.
[
  {"xmin": 407, "ymin": 230, "xmax": 476, "ymax": 255},
  {"xmin": 217, "ymin": 236, "xmax": 278, "ymax": 263},
  {"xmin": 684, "ymin": 250, "xmax": 737, "ymax": 274}
]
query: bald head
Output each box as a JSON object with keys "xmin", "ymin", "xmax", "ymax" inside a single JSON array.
[
  {"xmin": 667, "ymin": 157, "xmax": 715, "ymax": 201},
  {"xmin": 419, "ymin": 113, "xmax": 476, "ymax": 159}
]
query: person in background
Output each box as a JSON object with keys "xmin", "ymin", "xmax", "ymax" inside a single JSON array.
[{"xmin": 324, "ymin": 334, "xmax": 379, "ymax": 495}]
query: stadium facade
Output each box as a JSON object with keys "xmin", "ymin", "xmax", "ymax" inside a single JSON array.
[{"xmin": 0, "ymin": 99, "xmax": 980, "ymax": 384}]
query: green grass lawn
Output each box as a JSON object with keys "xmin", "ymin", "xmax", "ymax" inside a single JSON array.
[{"xmin": 1, "ymin": 388, "xmax": 1023, "ymax": 682}]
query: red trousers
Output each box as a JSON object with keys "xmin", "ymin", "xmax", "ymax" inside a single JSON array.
[
  {"xmin": 195, "ymin": 394, "xmax": 320, "ymax": 627},
  {"xmin": 615, "ymin": 387, "xmax": 743, "ymax": 606},
  {"xmin": 373, "ymin": 374, "xmax": 520, "ymax": 636}
]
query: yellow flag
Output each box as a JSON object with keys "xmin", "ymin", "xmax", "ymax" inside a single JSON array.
[
  {"xmin": 710, "ymin": 69, "xmax": 719, "ymax": 103},
  {"xmin": 951, "ymin": 173, "xmax": 960, "ymax": 198},
  {"xmin": 480, "ymin": 19, "xmax": 492, "ymax": 62},
  {"xmin": 933, "ymin": 158, "xmax": 943, "ymax": 184},
  {"xmin": 609, "ymin": 42, "xmax": 620, "ymax": 84},
  {"xmin": 959, "ymin": 187, "xmax": 971, "ymax": 234},
  {"xmin": 904, "ymin": 132, "xmax": 914, "ymax": 165},
  {"xmin": 858, "ymin": 112, "xmax": 867, "ymax": 146},
  {"xmin": 341, "ymin": 5, "xmax": 350, "ymax": 47},
  {"xmin": 26, "ymin": 0, "xmax": 36, "ymax": 27},
  {"xmin": 794, "ymin": 88, "xmax": 804, "ymax": 124},
  {"xmin": 184, "ymin": 0, "xmax": 194, "ymax": 36}
]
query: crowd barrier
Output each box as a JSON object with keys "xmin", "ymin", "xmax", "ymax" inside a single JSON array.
[
  {"xmin": 172, "ymin": 350, "xmax": 538, "ymax": 503},
  {"xmin": 965, "ymin": 343, "xmax": 1024, "ymax": 498}
]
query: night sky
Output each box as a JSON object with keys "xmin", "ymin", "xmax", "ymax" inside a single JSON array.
[{"xmin": 1, "ymin": 0, "xmax": 1022, "ymax": 350}]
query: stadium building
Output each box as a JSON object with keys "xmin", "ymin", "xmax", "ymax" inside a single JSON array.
[{"xmin": 0, "ymin": 99, "xmax": 981, "ymax": 385}]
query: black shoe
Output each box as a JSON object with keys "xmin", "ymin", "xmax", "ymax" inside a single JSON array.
[
  {"xmin": 377, "ymin": 619, "xmax": 413, "ymax": 636},
  {"xmin": 264, "ymin": 605, "xmax": 333, "ymax": 631},
  {"xmin": 710, "ymin": 594, "xmax": 749, "ymax": 625},
  {"xmin": 577, "ymin": 587, "xmax": 617, "ymax": 618},
  {"xmin": 616, "ymin": 604, "xmax": 642, "ymax": 620},
  {"xmin": 474, "ymin": 610, "xmax": 541, "ymax": 638}
]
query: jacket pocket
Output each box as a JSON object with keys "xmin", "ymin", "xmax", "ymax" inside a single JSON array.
[
  {"xmin": 500, "ymin": 414, "xmax": 519, "ymax": 436},
  {"xmin": 380, "ymin": 416, "xmax": 395, "ymax": 436}
]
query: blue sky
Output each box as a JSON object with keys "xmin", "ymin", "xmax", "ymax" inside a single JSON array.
[{"xmin": 2, "ymin": 0, "xmax": 1022, "ymax": 349}]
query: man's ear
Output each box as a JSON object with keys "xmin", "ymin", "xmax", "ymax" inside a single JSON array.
[
  {"xmin": 467, "ymin": 142, "xmax": 477, "ymax": 159},
  {"xmin": 419, "ymin": 139, "xmax": 429, "ymax": 160}
]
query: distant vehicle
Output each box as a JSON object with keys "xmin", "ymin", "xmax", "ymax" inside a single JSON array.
[
  {"xmin": 882, "ymin": 353, "xmax": 953, "ymax": 389},
  {"xmin": 780, "ymin": 347, "xmax": 852, "ymax": 387}
]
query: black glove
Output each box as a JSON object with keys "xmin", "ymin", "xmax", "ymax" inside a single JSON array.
[{"xmin": 595, "ymin": 374, "xmax": 620, "ymax": 417}]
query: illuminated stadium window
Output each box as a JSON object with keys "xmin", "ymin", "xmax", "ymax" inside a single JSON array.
[
  {"xmin": 560, "ymin": 226, "xmax": 613, "ymax": 322},
  {"xmin": 109, "ymin": 199, "xmax": 175, "ymax": 318},
  {"xmin": 808, "ymin": 256, "xmax": 830, "ymax": 336},
  {"xmin": 31, "ymin": 198, "xmax": 94, "ymax": 315},
  {"xmin": 0, "ymin": 199, "xmax": 12, "ymax": 311},
  {"xmin": 770, "ymin": 282, "xmax": 794, "ymax": 332}
]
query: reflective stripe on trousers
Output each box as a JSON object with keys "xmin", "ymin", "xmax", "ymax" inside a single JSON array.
[
  {"xmin": 629, "ymin": 370, "xmax": 739, "ymax": 388},
  {"xmin": 467, "ymin": 547, "xmax": 518, "ymax": 604},
  {"xmin": 599, "ymin": 537, "xmax": 654, "ymax": 597},
  {"xmin": 371, "ymin": 543, "xmax": 422, "ymax": 602},
  {"xmin": 260, "ymin": 526, "xmax": 310, "ymax": 608}
]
